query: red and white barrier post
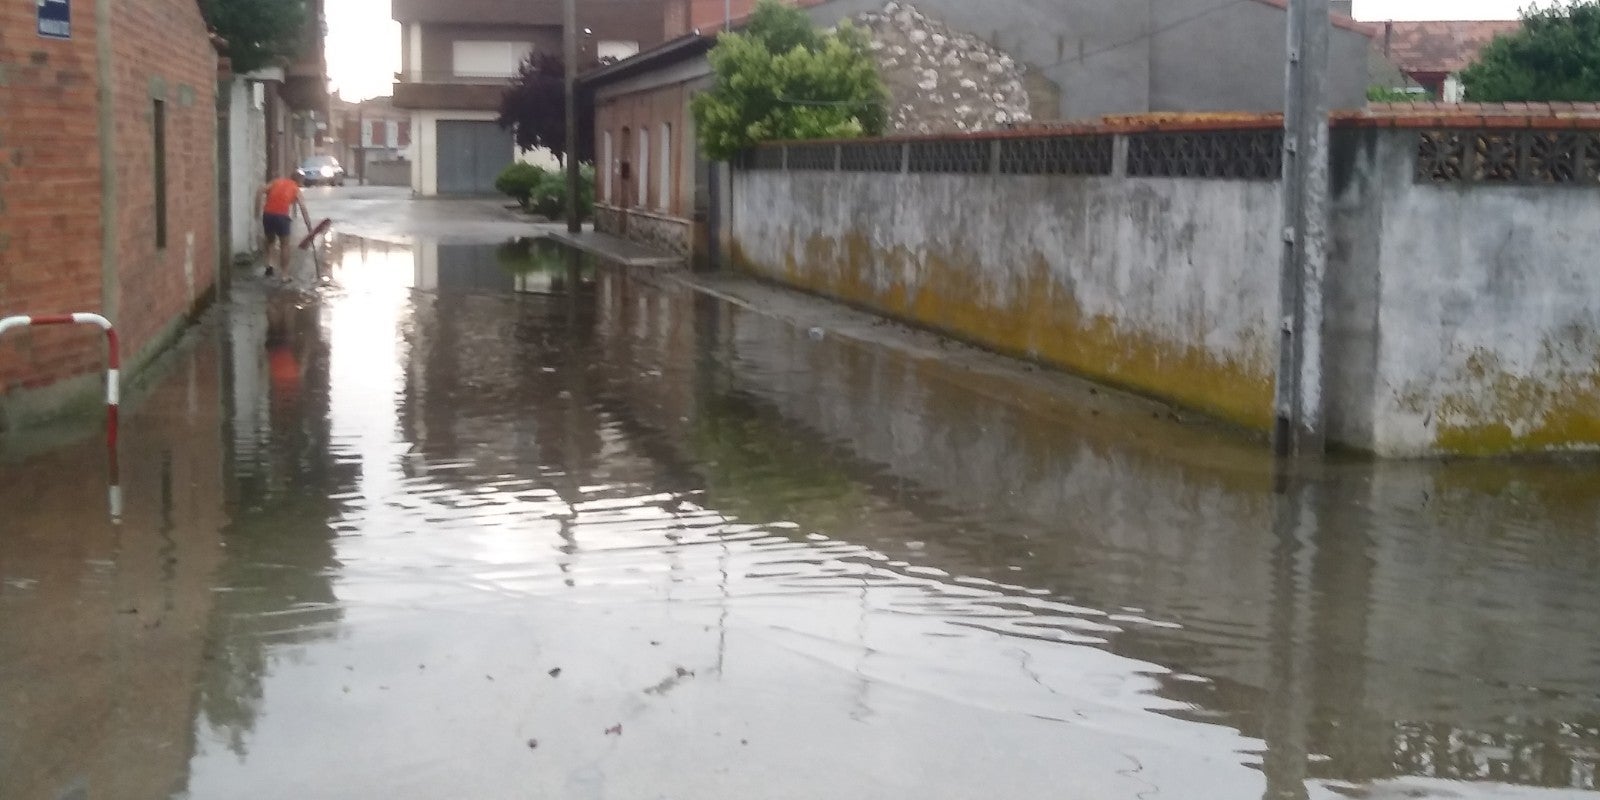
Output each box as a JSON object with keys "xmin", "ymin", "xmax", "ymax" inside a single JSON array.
[{"xmin": 0, "ymin": 313, "xmax": 122, "ymax": 521}]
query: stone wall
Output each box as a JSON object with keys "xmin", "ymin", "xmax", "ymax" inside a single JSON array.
[
  {"xmin": 598, "ymin": 205, "xmax": 693, "ymax": 255},
  {"xmin": 855, "ymin": 2, "xmax": 1031, "ymax": 134},
  {"xmin": 805, "ymin": 0, "xmax": 1374, "ymax": 121}
]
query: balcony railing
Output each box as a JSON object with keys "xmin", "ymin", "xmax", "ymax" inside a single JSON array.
[{"xmin": 395, "ymin": 71, "xmax": 517, "ymax": 86}]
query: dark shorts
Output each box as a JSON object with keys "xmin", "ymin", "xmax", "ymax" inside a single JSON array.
[{"xmin": 263, "ymin": 213, "xmax": 292, "ymax": 238}]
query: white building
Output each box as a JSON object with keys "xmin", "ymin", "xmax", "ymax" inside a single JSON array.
[{"xmin": 390, "ymin": 0, "xmax": 657, "ymax": 195}]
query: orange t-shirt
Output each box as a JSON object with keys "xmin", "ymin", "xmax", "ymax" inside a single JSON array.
[{"xmin": 263, "ymin": 178, "xmax": 299, "ymax": 216}]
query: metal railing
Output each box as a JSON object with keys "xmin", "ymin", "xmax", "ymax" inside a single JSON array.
[
  {"xmin": 0, "ymin": 313, "xmax": 122, "ymax": 521},
  {"xmin": 393, "ymin": 71, "xmax": 517, "ymax": 86}
]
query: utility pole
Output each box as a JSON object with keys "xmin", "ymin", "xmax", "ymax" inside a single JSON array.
[
  {"xmin": 356, "ymin": 106, "xmax": 366, "ymax": 185},
  {"xmin": 1273, "ymin": 0, "xmax": 1330, "ymax": 458},
  {"xmin": 563, "ymin": 0, "xmax": 581, "ymax": 234}
]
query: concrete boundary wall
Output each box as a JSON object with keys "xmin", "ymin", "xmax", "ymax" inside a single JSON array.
[
  {"xmin": 731, "ymin": 110, "xmax": 1600, "ymax": 456},
  {"xmin": 733, "ymin": 129, "xmax": 1287, "ymax": 432},
  {"xmin": 1329, "ymin": 126, "xmax": 1600, "ymax": 456}
]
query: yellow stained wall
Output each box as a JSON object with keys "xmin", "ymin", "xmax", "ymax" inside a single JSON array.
[{"xmin": 731, "ymin": 172, "xmax": 1281, "ymax": 434}]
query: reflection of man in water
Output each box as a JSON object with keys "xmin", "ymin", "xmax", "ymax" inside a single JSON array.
[{"xmin": 264, "ymin": 296, "xmax": 303, "ymax": 403}]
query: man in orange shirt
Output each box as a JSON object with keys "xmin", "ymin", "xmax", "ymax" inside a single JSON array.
[{"xmin": 257, "ymin": 172, "xmax": 312, "ymax": 277}]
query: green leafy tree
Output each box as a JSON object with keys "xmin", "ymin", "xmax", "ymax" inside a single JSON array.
[
  {"xmin": 1460, "ymin": 1, "xmax": 1600, "ymax": 101},
  {"xmin": 691, "ymin": 0, "xmax": 888, "ymax": 161},
  {"xmin": 200, "ymin": 0, "xmax": 309, "ymax": 75}
]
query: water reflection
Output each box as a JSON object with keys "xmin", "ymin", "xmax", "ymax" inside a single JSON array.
[
  {"xmin": 197, "ymin": 282, "xmax": 350, "ymax": 757},
  {"xmin": 0, "ymin": 330, "xmax": 227, "ymax": 799},
  {"xmin": 3, "ymin": 231, "xmax": 1599, "ymax": 798},
  {"xmin": 405, "ymin": 236, "xmax": 594, "ymax": 296}
]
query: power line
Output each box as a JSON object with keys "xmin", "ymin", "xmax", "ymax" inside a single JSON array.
[{"xmin": 1032, "ymin": 0, "xmax": 1254, "ymax": 70}]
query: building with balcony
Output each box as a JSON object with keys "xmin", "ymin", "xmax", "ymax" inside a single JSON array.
[{"xmin": 391, "ymin": 0, "xmax": 668, "ymax": 195}]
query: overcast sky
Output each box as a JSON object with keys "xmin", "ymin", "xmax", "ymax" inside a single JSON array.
[{"xmin": 324, "ymin": 0, "xmax": 1532, "ymax": 101}]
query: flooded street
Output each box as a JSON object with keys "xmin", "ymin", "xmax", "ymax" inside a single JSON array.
[{"xmin": 3, "ymin": 189, "xmax": 1599, "ymax": 799}]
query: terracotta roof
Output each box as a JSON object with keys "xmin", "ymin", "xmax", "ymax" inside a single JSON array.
[
  {"xmin": 1378, "ymin": 20, "xmax": 1521, "ymax": 75},
  {"xmin": 1344, "ymin": 101, "xmax": 1600, "ymax": 127}
]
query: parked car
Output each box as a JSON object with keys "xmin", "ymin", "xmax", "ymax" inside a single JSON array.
[{"xmin": 296, "ymin": 155, "xmax": 346, "ymax": 187}]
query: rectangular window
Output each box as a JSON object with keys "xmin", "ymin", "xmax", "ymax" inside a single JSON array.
[
  {"xmin": 153, "ymin": 99, "xmax": 167, "ymax": 249},
  {"xmin": 602, "ymin": 130, "xmax": 613, "ymax": 203},
  {"xmin": 659, "ymin": 123, "xmax": 671, "ymax": 212},
  {"xmin": 451, "ymin": 41, "xmax": 529, "ymax": 79},
  {"xmin": 637, "ymin": 128, "xmax": 649, "ymax": 209}
]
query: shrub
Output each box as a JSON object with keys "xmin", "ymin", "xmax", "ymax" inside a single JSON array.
[
  {"xmin": 497, "ymin": 162, "xmax": 597, "ymax": 220},
  {"xmin": 495, "ymin": 162, "xmax": 549, "ymax": 209}
]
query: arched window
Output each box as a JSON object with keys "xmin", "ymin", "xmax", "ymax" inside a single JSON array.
[
  {"xmin": 601, "ymin": 130, "xmax": 613, "ymax": 203},
  {"xmin": 637, "ymin": 127, "xmax": 650, "ymax": 209},
  {"xmin": 659, "ymin": 123, "xmax": 672, "ymax": 212}
]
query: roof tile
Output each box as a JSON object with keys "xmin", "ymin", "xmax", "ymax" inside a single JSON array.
[{"xmin": 1377, "ymin": 19, "xmax": 1521, "ymax": 75}]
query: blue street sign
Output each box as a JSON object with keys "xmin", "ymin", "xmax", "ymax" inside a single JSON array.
[{"xmin": 38, "ymin": 0, "xmax": 71, "ymax": 39}]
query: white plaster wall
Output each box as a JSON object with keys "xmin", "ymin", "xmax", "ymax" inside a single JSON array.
[
  {"xmin": 732, "ymin": 168, "xmax": 1283, "ymax": 419},
  {"xmin": 516, "ymin": 147, "xmax": 560, "ymax": 170},
  {"xmin": 1370, "ymin": 151, "xmax": 1600, "ymax": 456},
  {"xmin": 227, "ymin": 78, "xmax": 269, "ymax": 258},
  {"xmin": 1328, "ymin": 128, "xmax": 1600, "ymax": 455},
  {"xmin": 410, "ymin": 111, "xmax": 426, "ymax": 194}
]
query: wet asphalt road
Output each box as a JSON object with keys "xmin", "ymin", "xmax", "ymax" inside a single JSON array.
[{"xmin": 2, "ymin": 188, "xmax": 1599, "ymax": 799}]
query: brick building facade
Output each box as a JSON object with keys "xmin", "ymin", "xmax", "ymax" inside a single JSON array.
[{"xmin": 0, "ymin": 0, "xmax": 219, "ymax": 428}]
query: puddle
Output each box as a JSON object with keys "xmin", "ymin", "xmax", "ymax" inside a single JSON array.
[{"xmin": 1, "ymin": 226, "xmax": 1597, "ymax": 799}]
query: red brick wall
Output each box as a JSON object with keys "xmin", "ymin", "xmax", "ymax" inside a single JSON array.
[
  {"xmin": 110, "ymin": 0, "xmax": 218, "ymax": 364},
  {"xmin": 0, "ymin": 0, "xmax": 109, "ymax": 392},
  {"xmin": 664, "ymin": 0, "xmax": 689, "ymax": 38},
  {"xmin": 596, "ymin": 83, "xmax": 693, "ymax": 216},
  {"xmin": 0, "ymin": 0, "xmax": 217, "ymax": 407},
  {"xmin": 689, "ymin": 0, "xmax": 755, "ymax": 30}
]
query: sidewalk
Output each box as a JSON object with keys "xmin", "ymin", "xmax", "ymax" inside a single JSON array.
[{"xmin": 542, "ymin": 229, "xmax": 685, "ymax": 269}]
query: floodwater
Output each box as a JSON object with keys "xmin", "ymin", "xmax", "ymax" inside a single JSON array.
[{"xmin": 3, "ymin": 223, "xmax": 1599, "ymax": 799}]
